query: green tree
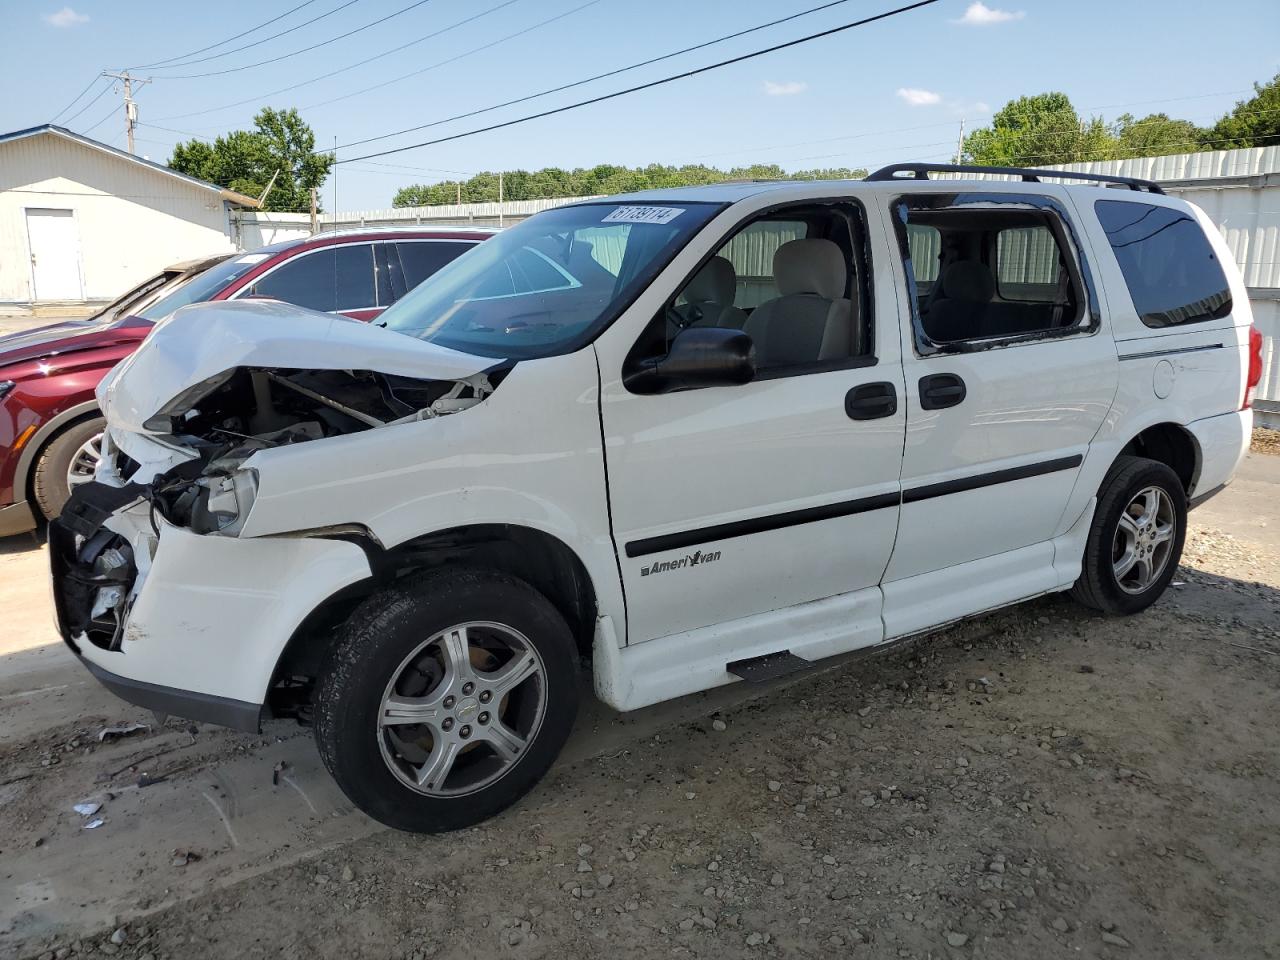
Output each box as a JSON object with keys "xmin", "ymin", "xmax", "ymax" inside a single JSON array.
[
  {"xmin": 168, "ymin": 108, "xmax": 334, "ymax": 213},
  {"xmin": 1112, "ymin": 113, "xmax": 1207, "ymax": 159},
  {"xmin": 1209, "ymin": 73, "xmax": 1280, "ymax": 149},
  {"xmin": 963, "ymin": 92, "xmax": 1112, "ymax": 166},
  {"xmin": 390, "ymin": 162, "xmax": 868, "ymax": 207}
]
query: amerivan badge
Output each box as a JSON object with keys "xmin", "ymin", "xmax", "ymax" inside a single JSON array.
[{"xmin": 640, "ymin": 549, "xmax": 722, "ymax": 577}]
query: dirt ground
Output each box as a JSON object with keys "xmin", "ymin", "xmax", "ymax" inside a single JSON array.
[
  {"xmin": 4, "ymin": 454, "xmax": 1279, "ymax": 960},
  {"xmin": 1252, "ymin": 426, "xmax": 1280, "ymax": 456}
]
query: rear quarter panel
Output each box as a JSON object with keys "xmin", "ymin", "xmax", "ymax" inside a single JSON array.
[{"xmin": 1056, "ymin": 191, "xmax": 1251, "ymax": 525}]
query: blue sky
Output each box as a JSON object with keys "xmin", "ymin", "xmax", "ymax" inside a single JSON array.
[{"xmin": 7, "ymin": 0, "xmax": 1279, "ymax": 211}]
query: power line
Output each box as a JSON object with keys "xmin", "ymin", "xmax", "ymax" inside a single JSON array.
[
  {"xmin": 335, "ymin": 0, "xmax": 942, "ymax": 164},
  {"xmin": 300, "ymin": 0, "xmax": 608, "ymax": 115},
  {"xmin": 62, "ymin": 81, "xmax": 115, "ymax": 125},
  {"xmin": 153, "ymin": 0, "xmax": 437, "ymax": 79},
  {"xmin": 313, "ymin": 0, "xmax": 862, "ymax": 136},
  {"xmin": 139, "ymin": 121, "xmax": 213, "ymax": 140},
  {"xmin": 52, "ymin": 75, "xmax": 107, "ymax": 123},
  {"xmin": 81, "ymin": 98, "xmax": 125, "ymax": 137},
  {"xmin": 355, "ymin": 159, "xmax": 477, "ymax": 175},
  {"xmin": 145, "ymin": 0, "xmax": 365, "ymax": 73},
  {"xmin": 150, "ymin": 0, "xmax": 525, "ymax": 123},
  {"xmin": 128, "ymin": 0, "xmax": 324, "ymax": 69}
]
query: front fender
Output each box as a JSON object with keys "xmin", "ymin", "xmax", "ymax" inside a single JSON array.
[{"xmin": 236, "ymin": 349, "xmax": 627, "ymax": 636}]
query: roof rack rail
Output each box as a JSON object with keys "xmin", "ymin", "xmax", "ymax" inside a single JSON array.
[{"xmin": 864, "ymin": 162, "xmax": 1165, "ymax": 195}]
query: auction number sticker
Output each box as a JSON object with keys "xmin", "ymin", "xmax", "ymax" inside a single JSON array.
[{"xmin": 601, "ymin": 205, "xmax": 684, "ymax": 225}]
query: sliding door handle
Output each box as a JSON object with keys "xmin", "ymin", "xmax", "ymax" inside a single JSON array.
[{"xmin": 919, "ymin": 373, "xmax": 966, "ymax": 410}]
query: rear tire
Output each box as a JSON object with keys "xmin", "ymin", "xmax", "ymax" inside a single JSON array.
[
  {"xmin": 314, "ymin": 567, "xmax": 579, "ymax": 832},
  {"xmin": 1071, "ymin": 455, "xmax": 1186, "ymax": 615},
  {"xmin": 32, "ymin": 416, "xmax": 105, "ymax": 521}
]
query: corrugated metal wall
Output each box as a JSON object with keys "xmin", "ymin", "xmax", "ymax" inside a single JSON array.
[{"xmin": 0, "ymin": 132, "xmax": 236, "ymax": 302}]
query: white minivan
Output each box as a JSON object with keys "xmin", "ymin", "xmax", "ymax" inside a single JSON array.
[{"xmin": 51, "ymin": 164, "xmax": 1263, "ymax": 832}]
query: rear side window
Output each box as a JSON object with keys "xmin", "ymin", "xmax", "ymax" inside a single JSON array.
[
  {"xmin": 996, "ymin": 225, "xmax": 1061, "ymax": 302},
  {"xmin": 1094, "ymin": 200, "xmax": 1232, "ymax": 327},
  {"xmin": 333, "ymin": 244, "xmax": 375, "ymax": 310},
  {"xmin": 396, "ymin": 241, "xmax": 473, "ymax": 290},
  {"xmin": 894, "ymin": 197, "xmax": 1086, "ymax": 349}
]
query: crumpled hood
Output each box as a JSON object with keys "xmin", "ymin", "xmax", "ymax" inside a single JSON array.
[{"xmin": 97, "ymin": 299, "xmax": 499, "ymax": 433}]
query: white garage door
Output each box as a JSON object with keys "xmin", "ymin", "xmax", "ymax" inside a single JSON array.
[{"xmin": 26, "ymin": 208, "xmax": 84, "ymax": 301}]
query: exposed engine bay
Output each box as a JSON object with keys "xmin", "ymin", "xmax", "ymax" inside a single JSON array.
[
  {"xmin": 54, "ymin": 364, "xmax": 498, "ymax": 651},
  {"xmin": 119, "ymin": 365, "xmax": 497, "ymax": 534}
]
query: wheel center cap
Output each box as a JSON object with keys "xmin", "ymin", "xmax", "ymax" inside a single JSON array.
[{"xmin": 455, "ymin": 697, "xmax": 480, "ymax": 721}]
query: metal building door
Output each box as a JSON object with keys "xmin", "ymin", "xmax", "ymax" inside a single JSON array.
[{"xmin": 26, "ymin": 208, "xmax": 83, "ymax": 301}]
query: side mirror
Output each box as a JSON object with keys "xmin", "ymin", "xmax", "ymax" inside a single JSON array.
[{"xmin": 624, "ymin": 326, "xmax": 756, "ymax": 395}]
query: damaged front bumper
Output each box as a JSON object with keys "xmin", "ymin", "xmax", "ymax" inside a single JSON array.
[{"xmin": 50, "ymin": 481, "xmax": 373, "ymax": 732}]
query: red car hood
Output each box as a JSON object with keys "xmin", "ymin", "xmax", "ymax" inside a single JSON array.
[{"xmin": 0, "ymin": 316, "xmax": 151, "ymax": 369}]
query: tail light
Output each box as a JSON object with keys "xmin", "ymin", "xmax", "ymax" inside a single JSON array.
[{"xmin": 1244, "ymin": 325, "xmax": 1263, "ymax": 410}]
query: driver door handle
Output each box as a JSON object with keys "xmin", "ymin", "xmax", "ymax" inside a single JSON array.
[{"xmin": 845, "ymin": 382, "xmax": 898, "ymax": 420}]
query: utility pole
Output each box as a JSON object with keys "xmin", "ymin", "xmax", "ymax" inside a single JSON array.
[
  {"xmin": 456, "ymin": 181, "xmax": 461, "ymax": 205},
  {"xmin": 953, "ymin": 118, "xmax": 966, "ymax": 165},
  {"xmin": 102, "ymin": 71, "xmax": 150, "ymax": 154},
  {"xmin": 310, "ymin": 187, "xmax": 318, "ymax": 233},
  {"xmin": 498, "ymin": 171, "xmax": 504, "ymax": 227}
]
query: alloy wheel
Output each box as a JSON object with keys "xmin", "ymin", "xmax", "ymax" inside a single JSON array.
[
  {"xmin": 1111, "ymin": 485, "xmax": 1176, "ymax": 595},
  {"xmin": 377, "ymin": 621, "xmax": 547, "ymax": 797},
  {"xmin": 66, "ymin": 432, "xmax": 104, "ymax": 489}
]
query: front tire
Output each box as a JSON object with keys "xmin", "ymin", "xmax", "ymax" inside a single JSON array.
[
  {"xmin": 314, "ymin": 568, "xmax": 580, "ymax": 832},
  {"xmin": 32, "ymin": 416, "xmax": 105, "ymax": 521},
  {"xmin": 1071, "ymin": 455, "xmax": 1187, "ymax": 615}
]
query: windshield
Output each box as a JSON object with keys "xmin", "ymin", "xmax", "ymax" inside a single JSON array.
[
  {"xmin": 137, "ymin": 253, "xmax": 270, "ymax": 321},
  {"xmin": 378, "ymin": 201, "xmax": 721, "ymax": 358}
]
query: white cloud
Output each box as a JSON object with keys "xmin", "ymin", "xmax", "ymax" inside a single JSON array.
[
  {"xmin": 952, "ymin": 2, "xmax": 1025, "ymax": 25},
  {"xmin": 897, "ymin": 87, "xmax": 942, "ymax": 107},
  {"xmin": 763, "ymin": 80, "xmax": 808, "ymax": 97},
  {"xmin": 44, "ymin": 6, "xmax": 90, "ymax": 27}
]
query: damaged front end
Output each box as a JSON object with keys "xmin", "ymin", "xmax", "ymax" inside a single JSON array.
[
  {"xmin": 136, "ymin": 364, "xmax": 495, "ymax": 534},
  {"xmin": 52, "ymin": 301, "xmax": 507, "ymax": 656},
  {"xmin": 53, "ymin": 364, "xmax": 495, "ymax": 651}
]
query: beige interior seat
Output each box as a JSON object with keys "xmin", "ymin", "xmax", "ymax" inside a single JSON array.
[
  {"xmin": 744, "ymin": 238, "xmax": 856, "ymax": 367},
  {"xmin": 677, "ymin": 255, "xmax": 748, "ymax": 330}
]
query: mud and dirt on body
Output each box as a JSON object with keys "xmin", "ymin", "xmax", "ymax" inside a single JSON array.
[{"xmin": 10, "ymin": 520, "xmax": 1280, "ymax": 960}]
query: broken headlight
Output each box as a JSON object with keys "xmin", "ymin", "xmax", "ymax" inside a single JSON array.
[
  {"xmin": 198, "ymin": 466, "xmax": 259, "ymax": 535},
  {"xmin": 154, "ymin": 466, "xmax": 259, "ymax": 536}
]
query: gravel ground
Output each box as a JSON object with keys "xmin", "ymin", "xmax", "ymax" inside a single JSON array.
[
  {"xmin": 9, "ymin": 481, "xmax": 1280, "ymax": 960},
  {"xmin": 1253, "ymin": 427, "xmax": 1280, "ymax": 456}
]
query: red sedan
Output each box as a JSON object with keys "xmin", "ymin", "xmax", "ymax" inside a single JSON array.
[{"xmin": 0, "ymin": 227, "xmax": 494, "ymax": 535}]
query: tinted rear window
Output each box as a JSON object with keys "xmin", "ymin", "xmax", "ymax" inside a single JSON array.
[
  {"xmin": 1094, "ymin": 200, "xmax": 1232, "ymax": 328},
  {"xmin": 396, "ymin": 241, "xmax": 473, "ymax": 289}
]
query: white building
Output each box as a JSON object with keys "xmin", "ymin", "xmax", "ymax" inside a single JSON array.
[{"xmin": 0, "ymin": 124, "xmax": 258, "ymax": 307}]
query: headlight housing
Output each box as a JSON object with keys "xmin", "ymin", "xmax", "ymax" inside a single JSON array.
[{"xmin": 189, "ymin": 467, "xmax": 259, "ymax": 536}]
